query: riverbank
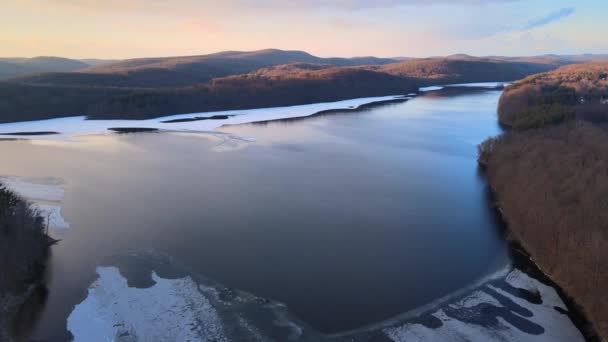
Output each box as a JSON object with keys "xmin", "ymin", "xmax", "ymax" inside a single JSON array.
[{"xmin": 0, "ymin": 184, "xmax": 54, "ymax": 341}]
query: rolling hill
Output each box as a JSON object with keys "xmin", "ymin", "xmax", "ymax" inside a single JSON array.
[
  {"xmin": 0, "ymin": 50, "xmax": 585, "ymax": 123},
  {"xmin": 498, "ymin": 62, "xmax": 608, "ymax": 128},
  {"xmin": 7, "ymin": 49, "xmax": 397, "ymax": 89},
  {"xmin": 371, "ymin": 57, "xmax": 557, "ymax": 85},
  {"xmin": 478, "ymin": 62, "xmax": 608, "ymax": 340},
  {"xmin": 0, "ymin": 57, "xmax": 89, "ymax": 80}
]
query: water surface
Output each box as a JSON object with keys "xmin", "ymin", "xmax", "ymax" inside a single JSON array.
[{"xmin": 0, "ymin": 88, "xmax": 508, "ymax": 339}]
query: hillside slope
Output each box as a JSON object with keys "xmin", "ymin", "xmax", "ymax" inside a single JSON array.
[
  {"xmin": 498, "ymin": 63, "xmax": 608, "ymax": 128},
  {"xmin": 479, "ymin": 63, "xmax": 608, "ymax": 341},
  {"xmin": 9, "ymin": 49, "xmax": 397, "ymax": 89},
  {"xmin": 372, "ymin": 57, "xmax": 556, "ymax": 85},
  {"xmin": 0, "ymin": 57, "xmax": 89, "ymax": 80}
]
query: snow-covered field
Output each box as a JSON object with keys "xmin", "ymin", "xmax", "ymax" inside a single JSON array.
[{"xmin": 0, "ymin": 176, "xmax": 69, "ymax": 230}]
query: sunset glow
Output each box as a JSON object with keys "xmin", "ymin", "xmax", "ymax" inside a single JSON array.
[{"xmin": 2, "ymin": 0, "xmax": 606, "ymax": 58}]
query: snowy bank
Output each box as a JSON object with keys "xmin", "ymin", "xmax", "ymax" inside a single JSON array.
[
  {"xmin": 0, "ymin": 176, "xmax": 69, "ymax": 230},
  {"xmin": 383, "ymin": 268, "xmax": 584, "ymax": 342}
]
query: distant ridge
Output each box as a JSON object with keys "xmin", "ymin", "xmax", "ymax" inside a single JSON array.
[
  {"xmin": 0, "ymin": 49, "xmax": 602, "ymax": 123},
  {"xmin": 0, "ymin": 56, "xmax": 89, "ymax": 79},
  {"xmin": 4, "ymin": 49, "xmax": 396, "ymax": 88}
]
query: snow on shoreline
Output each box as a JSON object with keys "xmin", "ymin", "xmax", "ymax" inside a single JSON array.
[
  {"xmin": 0, "ymin": 83, "xmax": 508, "ymax": 143},
  {"xmin": 383, "ymin": 267, "xmax": 584, "ymax": 342},
  {"xmin": 0, "ymin": 95, "xmax": 407, "ymax": 142},
  {"xmin": 67, "ymin": 257, "xmax": 584, "ymax": 342},
  {"xmin": 419, "ymin": 81, "xmax": 510, "ymax": 92},
  {"xmin": 0, "ymin": 176, "xmax": 69, "ymax": 230}
]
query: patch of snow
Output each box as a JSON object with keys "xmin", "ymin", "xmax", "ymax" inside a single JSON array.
[
  {"xmin": 419, "ymin": 86, "xmax": 444, "ymax": 92},
  {"xmin": 450, "ymin": 289, "xmax": 502, "ymax": 309},
  {"xmin": 488, "ymin": 282, "xmax": 583, "ymax": 342},
  {"xmin": 446, "ymin": 82, "xmax": 511, "ymax": 88},
  {"xmin": 419, "ymin": 82, "xmax": 510, "ymax": 93},
  {"xmin": 504, "ymin": 269, "xmax": 566, "ymax": 311},
  {"xmin": 385, "ymin": 309, "xmax": 507, "ymax": 342},
  {"xmin": 67, "ymin": 267, "xmax": 227, "ymax": 342},
  {"xmin": 382, "ymin": 268, "xmax": 584, "ymax": 342},
  {"xmin": 335, "ymin": 263, "xmax": 511, "ymax": 336},
  {"xmin": 33, "ymin": 204, "xmax": 69, "ymax": 231},
  {"xmin": 0, "ymin": 176, "xmax": 69, "ymax": 230}
]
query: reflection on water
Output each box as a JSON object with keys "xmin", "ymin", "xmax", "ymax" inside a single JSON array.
[{"xmin": 0, "ymin": 89, "xmax": 507, "ymax": 339}]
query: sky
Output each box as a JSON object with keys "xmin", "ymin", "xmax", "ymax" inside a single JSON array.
[{"xmin": 1, "ymin": 0, "xmax": 607, "ymax": 59}]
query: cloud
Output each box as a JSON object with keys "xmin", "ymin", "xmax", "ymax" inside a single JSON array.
[
  {"xmin": 524, "ymin": 7, "xmax": 575, "ymax": 30},
  {"xmin": 240, "ymin": 0, "xmax": 517, "ymax": 10}
]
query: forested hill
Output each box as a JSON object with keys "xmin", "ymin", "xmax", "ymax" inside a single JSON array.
[
  {"xmin": 498, "ymin": 62, "xmax": 608, "ymax": 129},
  {"xmin": 0, "ymin": 50, "xmax": 591, "ymax": 123},
  {"xmin": 479, "ymin": 62, "xmax": 608, "ymax": 341},
  {"xmin": 0, "ymin": 57, "xmax": 89, "ymax": 80}
]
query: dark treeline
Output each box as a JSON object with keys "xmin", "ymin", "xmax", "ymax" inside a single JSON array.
[
  {"xmin": 0, "ymin": 185, "xmax": 52, "ymax": 341},
  {"xmin": 479, "ymin": 62, "xmax": 608, "ymax": 341}
]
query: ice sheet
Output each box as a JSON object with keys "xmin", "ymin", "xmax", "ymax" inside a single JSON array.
[{"xmin": 0, "ymin": 95, "xmax": 406, "ymax": 142}]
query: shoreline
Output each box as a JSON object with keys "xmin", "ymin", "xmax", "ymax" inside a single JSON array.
[
  {"xmin": 0, "ymin": 81, "xmax": 509, "ymax": 139},
  {"xmin": 0, "ymin": 95, "xmax": 408, "ymax": 141}
]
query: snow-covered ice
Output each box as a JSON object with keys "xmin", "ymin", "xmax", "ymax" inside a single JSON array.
[
  {"xmin": 67, "ymin": 251, "xmax": 585, "ymax": 342},
  {"xmin": 0, "ymin": 176, "xmax": 69, "ymax": 230},
  {"xmin": 382, "ymin": 268, "xmax": 584, "ymax": 342},
  {"xmin": 445, "ymin": 82, "xmax": 511, "ymax": 88},
  {"xmin": 420, "ymin": 82, "xmax": 510, "ymax": 92},
  {"xmin": 419, "ymin": 86, "xmax": 445, "ymax": 92},
  {"xmin": 67, "ymin": 252, "xmax": 322, "ymax": 342},
  {"xmin": 67, "ymin": 267, "xmax": 227, "ymax": 342},
  {"xmin": 0, "ymin": 95, "xmax": 407, "ymax": 142}
]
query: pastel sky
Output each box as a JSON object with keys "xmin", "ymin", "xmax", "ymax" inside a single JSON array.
[{"xmin": 1, "ymin": 0, "xmax": 607, "ymax": 58}]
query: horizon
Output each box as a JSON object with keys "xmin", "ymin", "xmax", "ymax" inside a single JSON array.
[
  {"xmin": 2, "ymin": 49, "xmax": 608, "ymax": 61},
  {"xmin": 2, "ymin": 0, "xmax": 607, "ymax": 59}
]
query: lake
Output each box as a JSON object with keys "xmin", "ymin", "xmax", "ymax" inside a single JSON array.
[{"xmin": 0, "ymin": 88, "xmax": 553, "ymax": 340}]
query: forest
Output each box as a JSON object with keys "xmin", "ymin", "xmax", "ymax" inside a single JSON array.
[
  {"xmin": 0, "ymin": 185, "xmax": 52, "ymax": 341},
  {"xmin": 479, "ymin": 62, "xmax": 608, "ymax": 341}
]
